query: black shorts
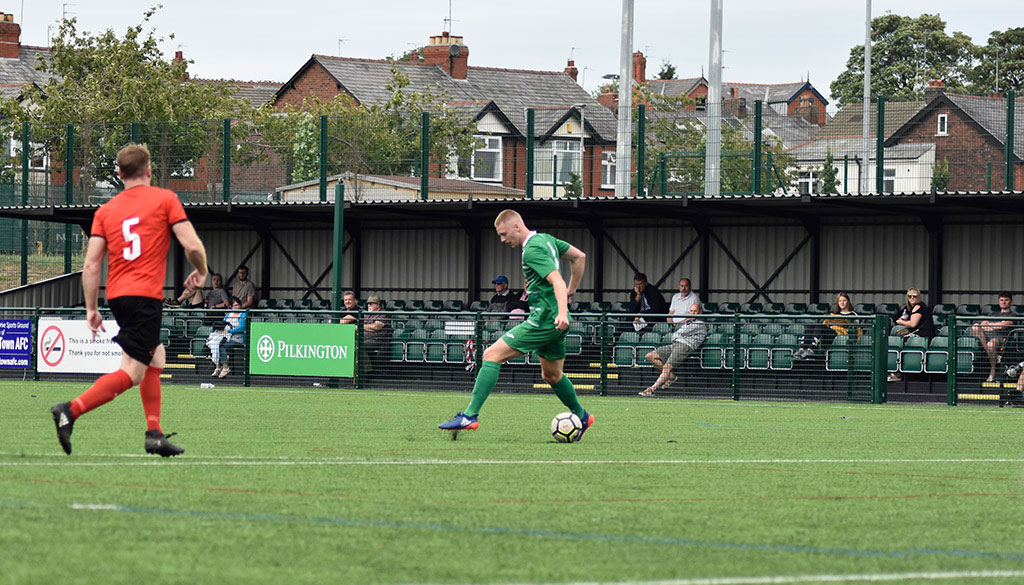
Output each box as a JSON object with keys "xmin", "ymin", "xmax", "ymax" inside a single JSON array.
[{"xmin": 108, "ymin": 296, "xmax": 163, "ymax": 365}]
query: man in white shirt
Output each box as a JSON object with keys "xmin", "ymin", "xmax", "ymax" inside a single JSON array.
[{"xmin": 667, "ymin": 278, "xmax": 700, "ymax": 323}]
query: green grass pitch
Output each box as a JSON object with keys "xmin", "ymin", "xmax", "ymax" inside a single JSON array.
[{"xmin": 1, "ymin": 380, "xmax": 1023, "ymax": 585}]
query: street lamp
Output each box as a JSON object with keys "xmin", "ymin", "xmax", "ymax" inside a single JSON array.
[{"xmin": 573, "ymin": 103, "xmax": 586, "ymax": 191}]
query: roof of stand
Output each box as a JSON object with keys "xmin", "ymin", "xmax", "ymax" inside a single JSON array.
[{"xmin": 3, "ymin": 190, "xmax": 1024, "ymax": 229}]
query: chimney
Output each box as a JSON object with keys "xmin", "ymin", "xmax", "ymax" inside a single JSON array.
[
  {"xmin": 0, "ymin": 12, "xmax": 21, "ymax": 59},
  {"xmin": 924, "ymin": 79, "xmax": 945, "ymax": 103},
  {"xmin": 597, "ymin": 88, "xmax": 617, "ymax": 110},
  {"xmin": 563, "ymin": 59, "xmax": 578, "ymax": 82},
  {"xmin": 423, "ymin": 32, "xmax": 469, "ymax": 79},
  {"xmin": 173, "ymin": 50, "xmax": 189, "ymax": 81},
  {"xmin": 632, "ymin": 51, "xmax": 646, "ymax": 84},
  {"xmin": 730, "ymin": 86, "xmax": 738, "ymax": 98}
]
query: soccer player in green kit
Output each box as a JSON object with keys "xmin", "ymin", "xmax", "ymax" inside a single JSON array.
[{"xmin": 439, "ymin": 209, "xmax": 593, "ymax": 437}]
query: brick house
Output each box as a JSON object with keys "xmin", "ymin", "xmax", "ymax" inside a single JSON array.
[
  {"xmin": 274, "ymin": 32, "xmax": 618, "ymax": 198},
  {"xmin": 884, "ymin": 83, "xmax": 1024, "ymax": 192}
]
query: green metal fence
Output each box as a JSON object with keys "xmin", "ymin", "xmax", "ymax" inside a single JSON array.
[
  {"xmin": 2, "ymin": 91, "xmax": 1020, "ymax": 290},
  {"xmin": 4, "ymin": 306, "xmax": 1021, "ymax": 407}
]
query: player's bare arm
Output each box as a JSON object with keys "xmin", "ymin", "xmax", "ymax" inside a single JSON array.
[
  {"xmin": 172, "ymin": 220, "xmax": 209, "ymax": 290},
  {"xmin": 562, "ymin": 245, "xmax": 586, "ymax": 298},
  {"xmin": 82, "ymin": 235, "xmax": 108, "ymax": 336},
  {"xmin": 545, "ymin": 269, "xmax": 571, "ymax": 330}
]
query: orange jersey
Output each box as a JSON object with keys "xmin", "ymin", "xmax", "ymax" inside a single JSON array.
[{"xmin": 90, "ymin": 185, "xmax": 189, "ymax": 300}]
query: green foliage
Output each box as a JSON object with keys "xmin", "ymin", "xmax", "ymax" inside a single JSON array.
[
  {"xmin": 830, "ymin": 14, "xmax": 976, "ymax": 106},
  {"xmin": 968, "ymin": 27, "xmax": 1024, "ymax": 94},
  {"xmin": 818, "ymin": 149, "xmax": 840, "ymax": 194},
  {"xmin": 931, "ymin": 157, "xmax": 951, "ymax": 191},
  {"xmin": 392, "ymin": 46, "xmax": 425, "ymax": 62},
  {"xmin": 19, "ymin": 7, "xmax": 241, "ymax": 192},
  {"xmin": 635, "ymin": 86, "xmax": 795, "ymax": 195},
  {"xmin": 656, "ymin": 60, "xmax": 677, "ymax": 80},
  {"xmin": 563, "ymin": 172, "xmax": 582, "ymax": 198},
  {"xmin": 240, "ymin": 64, "xmax": 477, "ymax": 184}
]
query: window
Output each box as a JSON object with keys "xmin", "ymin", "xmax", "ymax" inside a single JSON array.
[
  {"xmin": 535, "ymin": 140, "xmax": 581, "ymax": 184},
  {"xmin": 446, "ymin": 135, "xmax": 502, "ymax": 181},
  {"xmin": 883, "ymin": 168, "xmax": 896, "ymax": 193},
  {"xmin": 695, "ymin": 96, "xmax": 706, "ymax": 111},
  {"xmin": 601, "ymin": 152, "xmax": 616, "ymax": 189},
  {"xmin": 937, "ymin": 114, "xmax": 948, "ymax": 136},
  {"xmin": 10, "ymin": 139, "xmax": 49, "ymax": 170},
  {"xmin": 798, "ymin": 170, "xmax": 818, "ymax": 195}
]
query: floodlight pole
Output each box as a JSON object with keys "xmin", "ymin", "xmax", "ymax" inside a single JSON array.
[
  {"xmin": 614, "ymin": 0, "xmax": 634, "ymax": 198},
  {"xmin": 705, "ymin": 0, "xmax": 723, "ymax": 197},
  {"xmin": 861, "ymin": 0, "xmax": 872, "ymax": 194}
]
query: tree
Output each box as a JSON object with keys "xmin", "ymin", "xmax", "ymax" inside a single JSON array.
[
  {"xmin": 633, "ymin": 86, "xmax": 796, "ymax": 195},
  {"xmin": 931, "ymin": 158, "xmax": 951, "ymax": 191},
  {"xmin": 968, "ymin": 27, "xmax": 1024, "ymax": 94},
  {"xmin": 657, "ymin": 60, "xmax": 677, "ymax": 80},
  {"xmin": 563, "ymin": 173, "xmax": 582, "ymax": 198},
  {"xmin": 240, "ymin": 64, "xmax": 479, "ymax": 191},
  {"xmin": 830, "ymin": 13, "xmax": 977, "ymax": 106},
  {"xmin": 818, "ymin": 150, "xmax": 840, "ymax": 194},
  {"xmin": 16, "ymin": 7, "xmax": 240, "ymax": 194}
]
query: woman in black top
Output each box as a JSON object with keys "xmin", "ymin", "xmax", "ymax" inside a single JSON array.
[
  {"xmin": 896, "ymin": 287, "xmax": 936, "ymax": 338},
  {"xmin": 889, "ymin": 287, "xmax": 935, "ymax": 382}
]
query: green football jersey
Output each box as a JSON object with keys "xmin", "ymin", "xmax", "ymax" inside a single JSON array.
[{"xmin": 521, "ymin": 232, "xmax": 571, "ymax": 326}]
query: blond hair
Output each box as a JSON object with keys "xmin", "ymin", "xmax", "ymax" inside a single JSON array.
[{"xmin": 494, "ymin": 209, "xmax": 523, "ymax": 228}]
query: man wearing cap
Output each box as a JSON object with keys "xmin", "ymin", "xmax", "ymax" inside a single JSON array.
[
  {"xmin": 487, "ymin": 275, "xmax": 526, "ymax": 314},
  {"xmin": 361, "ymin": 295, "xmax": 391, "ymax": 374}
]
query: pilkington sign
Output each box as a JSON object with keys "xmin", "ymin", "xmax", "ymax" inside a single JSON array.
[{"xmin": 249, "ymin": 322, "xmax": 355, "ymax": 377}]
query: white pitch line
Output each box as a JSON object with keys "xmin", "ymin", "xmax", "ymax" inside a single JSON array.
[
  {"xmin": 396, "ymin": 570, "xmax": 1024, "ymax": 585},
  {"xmin": 1, "ymin": 455, "xmax": 1023, "ymax": 468}
]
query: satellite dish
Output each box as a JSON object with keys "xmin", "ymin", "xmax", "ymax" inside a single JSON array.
[{"xmin": 449, "ymin": 45, "xmax": 461, "ymax": 57}]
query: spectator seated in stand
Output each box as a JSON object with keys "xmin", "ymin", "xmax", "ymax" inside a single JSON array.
[
  {"xmin": 972, "ymin": 292, "xmax": 1018, "ymax": 382},
  {"xmin": 888, "ymin": 287, "xmax": 936, "ymax": 382},
  {"xmin": 166, "ymin": 281, "xmax": 205, "ymax": 308},
  {"xmin": 362, "ymin": 295, "xmax": 391, "ymax": 374},
  {"xmin": 640, "ymin": 304, "xmax": 708, "ymax": 396},
  {"xmin": 629, "ymin": 272, "xmax": 668, "ymax": 331},
  {"xmin": 667, "ymin": 277, "xmax": 700, "ymax": 323},
  {"xmin": 215, "ymin": 296, "xmax": 246, "ymax": 378},
  {"xmin": 232, "ymin": 265, "xmax": 258, "ymax": 309},
  {"xmin": 205, "ymin": 273, "xmax": 229, "ymax": 310},
  {"xmin": 486, "ymin": 275, "xmax": 528, "ymax": 317},
  {"xmin": 339, "ymin": 291, "xmax": 359, "ymax": 324},
  {"xmin": 793, "ymin": 292, "xmax": 857, "ymax": 360}
]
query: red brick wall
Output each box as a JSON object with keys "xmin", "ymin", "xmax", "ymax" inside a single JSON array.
[
  {"xmin": 893, "ymin": 105, "xmax": 1011, "ymax": 191},
  {"xmin": 275, "ymin": 62, "xmax": 351, "ymax": 108},
  {"xmin": 787, "ymin": 88, "xmax": 826, "ymax": 125}
]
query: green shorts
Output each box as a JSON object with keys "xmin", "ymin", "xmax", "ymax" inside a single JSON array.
[{"xmin": 502, "ymin": 320, "xmax": 568, "ymax": 361}]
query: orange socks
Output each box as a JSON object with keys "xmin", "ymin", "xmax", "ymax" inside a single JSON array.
[
  {"xmin": 71, "ymin": 369, "xmax": 133, "ymax": 418},
  {"xmin": 139, "ymin": 366, "xmax": 163, "ymax": 432}
]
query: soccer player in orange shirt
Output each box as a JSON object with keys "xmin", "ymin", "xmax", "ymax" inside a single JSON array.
[{"xmin": 50, "ymin": 144, "xmax": 208, "ymax": 457}]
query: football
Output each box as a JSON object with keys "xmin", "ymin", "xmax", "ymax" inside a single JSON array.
[{"xmin": 550, "ymin": 412, "xmax": 583, "ymax": 443}]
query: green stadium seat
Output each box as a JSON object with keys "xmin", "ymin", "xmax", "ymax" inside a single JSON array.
[
  {"xmin": 747, "ymin": 333, "xmax": 774, "ymax": 369},
  {"xmin": 569, "ymin": 301, "xmax": 589, "ymax": 313},
  {"xmin": 195, "ymin": 325, "xmax": 213, "ymax": 339},
  {"xmin": 277, "ymin": 299, "xmax": 295, "ymax": 310},
  {"xmin": 771, "ymin": 334, "xmax": 799, "ymax": 370},
  {"xmin": 807, "ymin": 303, "xmax": 830, "ymax": 315},
  {"xmin": 701, "ymin": 346, "xmax": 725, "ymax": 369},
  {"xmin": 876, "ymin": 305, "xmax": 901, "ymax": 317},
  {"xmin": 611, "ymin": 301, "xmax": 631, "ymax": 313},
  {"xmin": 702, "ymin": 302, "xmax": 719, "ymax": 313},
  {"xmin": 900, "ymin": 336, "xmax": 929, "ymax": 373},
  {"xmin": 387, "ymin": 300, "xmax": 407, "ymax": 311},
  {"xmin": 159, "ymin": 328, "xmax": 171, "ymax": 344},
  {"xmin": 982, "ymin": 304, "xmax": 1000, "ymax": 316},
  {"xmin": 407, "ymin": 300, "xmax": 425, "ymax": 311},
  {"xmin": 761, "ymin": 323, "xmax": 785, "ymax": 337},
  {"xmin": 423, "ymin": 300, "xmax": 443, "ymax": 311},
  {"xmin": 469, "ymin": 300, "xmax": 487, "ymax": 312},
  {"xmin": 718, "ymin": 302, "xmax": 740, "ymax": 314},
  {"xmin": 295, "ymin": 299, "xmax": 313, "ymax": 310},
  {"xmin": 613, "ymin": 345, "xmax": 635, "ymax": 367},
  {"xmin": 887, "ymin": 336, "xmax": 903, "ymax": 372},
  {"xmin": 443, "ymin": 300, "xmax": 465, "ymax": 312},
  {"xmin": 390, "ymin": 340, "xmax": 405, "ymax": 361},
  {"xmin": 565, "ymin": 334, "xmax": 583, "ymax": 355},
  {"xmin": 740, "ymin": 302, "xmax": 763, "ymax": 314},
  {"xmin": 617, "ymin": 331, "xmax": 640, "ymax": 345},
  {"xmin": 446, "ymin": 342, "xmax": 466, "ymax": 363},
  {"xmin": 424, "ymin": 319, "xmax": 444, "ymax": 332},
  {"xmin": 932, "ymin": 303, "xmax": 956, "ymax": 317},
  {"xmin": 652, "ymin": 322, "xmax": 673, "ymax": 335},
  {"xmin": 763, "ymin": 303, "xmax": 785, "ymax": 314},
  {"xmin": 191, "ymin": 339, "xmax": 206, "ymax": 356},
  {"xmin": 590, "ymin": 301, "xmax": 612, "ymax": 313},
  {"xmin": 740, "ymin": 323, "xmax": 761, "ymax": 336},
  {"xmin": 786, "ymin": 323, "xmax": 805, "ymax": 337},
  {"xmin": 429, "ymin": 329, "xmax": 448, "ymax": 340},
  {"xmin": 425, "ymin": 342, "xmax": 446, "ymax": 363},
  {"xmin": 925, "ymin": 337, "xmax": 949, "ymax": 373},
  {"xmin": 783, "ymin": 302, "xmax": 807, "ymax": 314},
  {"xmin": 956, "ymin": 304, "xmax": 980, "ymax": 317},
  {"xmin": 853, "ymin": 303, "xmax": 875, "ymax": 314},
  {"xmin": 257, "ymin": 299, "xmax": 275, "ymax": 309},
  {"xmin": 185, "ymin": 318, "xmax": 204, "ymax": 338}
]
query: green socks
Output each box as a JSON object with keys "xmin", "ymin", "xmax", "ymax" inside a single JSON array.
[
  {"xmin": 550, "ymin": 374, "xmax": 585, "ymax": 418},
  {"xmin": 465, "ymin": 360, "xmax": 501, "ymax": 416}
]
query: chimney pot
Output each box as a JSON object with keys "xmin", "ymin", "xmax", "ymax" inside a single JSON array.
[
  {"xmin": 631, "ymin": 51, "xmax": 646, "ymax": 84},
  {"xmin": 0, "ymin": 13, "xmax": 20, "ymax": 59}
]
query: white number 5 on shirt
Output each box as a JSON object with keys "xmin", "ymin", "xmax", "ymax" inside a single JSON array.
[{"xmin": 121, "ymin": 217, "xmax": 141, "ymax": 261}]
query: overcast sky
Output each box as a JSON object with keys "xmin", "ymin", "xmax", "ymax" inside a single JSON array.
[{"xmin": 16, "ymin": 0, "xmax": 1021, "ymax": 106}]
